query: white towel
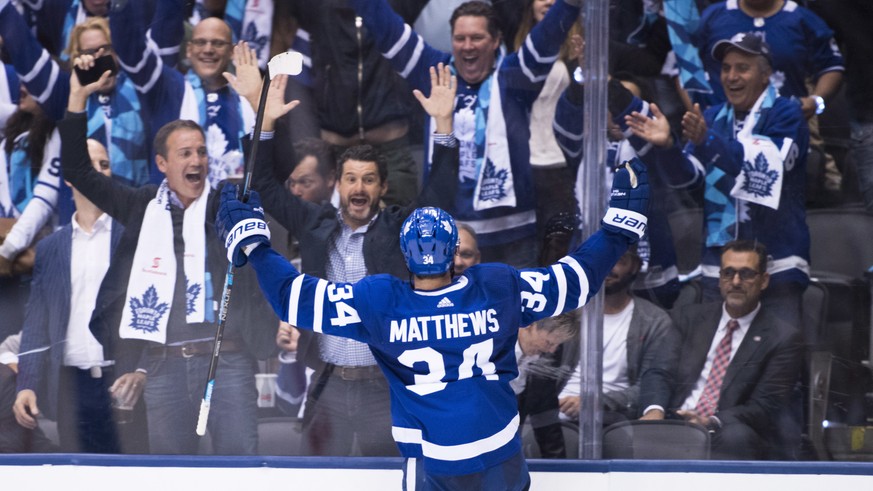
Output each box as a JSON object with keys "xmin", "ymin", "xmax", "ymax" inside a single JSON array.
[
  {"xmin": 473, "ymin": 75, "xmax": 516, "ymax": 211},
  {"xmin": 729, "ymin": 88, "xmax": 785, "ymax": 211},
  {"xmin": 119, "ymin": 180, "xmax": 209, "ymax": 343}
]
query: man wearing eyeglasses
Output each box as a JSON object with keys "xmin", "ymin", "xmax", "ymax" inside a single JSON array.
[
  {"xmin": 625, "ymin": 32, "xmax": 810, "ymax": 328},
  {"xmin": 107, "ymin": 0, "xmax": 256, "ymax": 189},
  {"xmin": 639, "ymin": 240, "xmax": 803, "ymax": 460}
]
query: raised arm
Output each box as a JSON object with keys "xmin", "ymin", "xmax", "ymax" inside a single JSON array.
[
  {"xmin": 413, "ymin": 63, "xmax": 459, "ymax": 210},
  {"xmin": 349, "ymin": 0, "xmax": 449, "ymax": 92},
  {"xmin": 0, "ymin": 0, "xmax": 70, "ymax": 121},
  {"xmin": 109, "ymin": 0, "xmax": 195, "ymax": 120},
  {"xmin": 226, "ymin": 43, "xmax": 316, "ymax": 236},
  {"xmin": 60, "ymin": 66, "xmax": 150, "ymax": 224},
  {"xmin": 519, "ymin": 158, "xmax": 649, "ymax": 327},
  {"xmin": 216, "ymin": 185, "xmax": 370, "ymax": 343},
  {"xmin": 0, "ymin": 130, "xmax": 62, "ymax": 262}
]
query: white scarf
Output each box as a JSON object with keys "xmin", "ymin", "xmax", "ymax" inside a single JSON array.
[
  {"xmin": 729, "ymin": 85, "xmax": 786, "ymax": 210},
  {"xmin": 119, "ymin": 180, "xmax": 209, "ymax": 343},
  {"xmin": 473, "ymin": 74, "xmax": 515, "ymax": 211}
]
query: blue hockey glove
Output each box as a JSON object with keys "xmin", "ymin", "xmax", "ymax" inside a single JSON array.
[
  {"xmin": 216, "ymin": 183, "xmax": 271, "ymax": 267},
  {"xmin": 602, "ymin": 157, "xmax": 649, "ymax": 242}
]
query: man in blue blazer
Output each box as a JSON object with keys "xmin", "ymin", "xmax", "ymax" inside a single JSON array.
[
  {"xmin": 12, "ymin": 138, "xmax": 136, "ymax": 453},
  {"xmin": 639, "ymin": 240, "xmax": 803, "ymax": 459}
]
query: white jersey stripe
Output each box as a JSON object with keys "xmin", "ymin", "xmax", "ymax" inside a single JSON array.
[
  {"xmin": 559, "ymin": 256, "xmax": 587, "ymax": 309},
  {"xmin": 400, "ymin": 36, "xmax": 425, "ymax": 79},
  {"xmin": 421, "ymin": 414, "xmax": 519, "ymax": 462},
  {"xmin": 385, "ymin": 24, "xmax": 412, "ymax": 59},
  {"xmin": 393, "ymin": 426, "xmax": 423, "ymax": 443},
  {"xmin": 550, "ymin": 264, "xmax": 567, "ymax": 316},
  {"xmin": 413, "ymin": 276, "xmax": 469, "ymax": 296},
  {"xmin": 287, "ymin": 275, "xmax": 304, "ymax": 325},
  {"xmin": 313, "ymin": 279, "xmax": 328, "ymax": 333}
]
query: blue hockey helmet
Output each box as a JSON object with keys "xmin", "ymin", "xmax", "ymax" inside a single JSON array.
[{"xmin": 400, "ymin": 207, "xmax": 459, "ymax": 276}]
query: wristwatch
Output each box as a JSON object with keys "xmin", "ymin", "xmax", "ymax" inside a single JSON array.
[{"xmin": 812, "ymin": 95, "xmax": 825, "ymax": 115}]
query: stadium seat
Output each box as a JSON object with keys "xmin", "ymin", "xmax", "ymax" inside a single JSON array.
[
  {"xmin": 520, "ymin": 420, "xmax": 580, "ymax": 459},
  {"xmin": 602, "ymin": 420, "xmax": 710, "ymax": 460}
]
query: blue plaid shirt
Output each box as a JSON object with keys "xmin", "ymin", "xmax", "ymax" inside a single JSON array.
[{"xmin": 319, "ymin": 211, "xmax": 380, "ymax": 366}]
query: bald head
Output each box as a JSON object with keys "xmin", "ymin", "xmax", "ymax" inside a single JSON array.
[{"xmin": 187, "ymin": 18, "xmax": 233, "ymax": 89}]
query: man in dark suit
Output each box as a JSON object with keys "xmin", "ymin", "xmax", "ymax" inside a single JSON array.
[
  {"xmin": 639, "ymin": 240, "xmax": 803, "ymax": 459},
  {"xmin": 12, "ymin": 138, "xmax": 134, "ymax": 453}
]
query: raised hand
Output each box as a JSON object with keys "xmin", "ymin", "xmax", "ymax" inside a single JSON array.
[
  {"xmin": 625, "ymin": 102, "xmax": 674, "ymax": 148},
  {"xmin": 225, "ymin": 41, "xmax": 263, "ymax": 107},
  {"xmin": 68, "ymin": 47, "xmax": 114, "ymax": 112},
  {"xmin": 216, "ymin": 184, "xmax": 271, "ymax": 267},
  {"xmin": 681, "ymin": 103, "xmax": 708, "ymax": 146},
  {"xmin": 602, "ymin": 157, "xmax": 649, "ymax": 242},
  {"xmin": 262, "ymin": 74, "xmax": 300, "ymax": 127},
  {"xmin": 413, "ymin": 63, "xmax": 457, "ymax": 134}
]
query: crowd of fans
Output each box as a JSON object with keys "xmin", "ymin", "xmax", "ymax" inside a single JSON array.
[{"xmin": 0, "ymin": 0, "xmax": 870, "ymax": 464}]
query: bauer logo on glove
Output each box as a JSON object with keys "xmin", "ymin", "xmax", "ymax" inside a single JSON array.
[{"xmin": 602, "ymin": 157, "xmax": 649, "ymax": 242}]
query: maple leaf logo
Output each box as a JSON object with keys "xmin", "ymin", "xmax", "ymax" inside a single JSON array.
[
  {"xmin": 186, "ymin": 280, "xmax": 201, "ymax": 315},
  {"xmin": 741, "ymin": 152, "xmax": 779, "ymax": 199},
  {"xmin": 477, "ymin": 159, "xmax": 508, "ymax": 202},
  {"xmin": 243, "ymin": 23, "xmax": 269, "ymax": 61},
  {"xmin": 128, "ymin": 285, "xmax": 169, "ymax": 333}
]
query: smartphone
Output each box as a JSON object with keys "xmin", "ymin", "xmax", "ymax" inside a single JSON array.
[{"xmin": 74, "ymin": 54, "xmax": 118, "ymax": 86}]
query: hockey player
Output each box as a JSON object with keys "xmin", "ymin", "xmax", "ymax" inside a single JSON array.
[{"xmin": 217, "ymin": 163, "xmax": 648, "ymax": 487}]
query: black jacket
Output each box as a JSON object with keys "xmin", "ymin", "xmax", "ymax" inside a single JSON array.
[
  {"xmin": 252, "ymin": 135, "xmax": 458, "ymax": 369},
  {"xmin": 59, "ymin": 112, "xmax": 277, "ymax": 375},
  {"xmin": 290, "ymin": 0, "xmax": 416, "ymax": 137}
]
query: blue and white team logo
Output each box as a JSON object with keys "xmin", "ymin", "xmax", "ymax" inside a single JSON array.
[
  {"xmin": 741, "ymin": 153, "xmax": 778, "ymax": 199},
  {"xmin": 244, "ymin": 23, "xmax": 269, "ymax": 62},
  {"xmin": 478, "ymin": 159, "xmax": 508, "ymax": 202},
  {"xmin": 186, "ymin": 280, "xmax": 202, "ymax": 316},
  {"xmin": 128, "ymin": 285, "xmax": 169, "ymax": 333}
]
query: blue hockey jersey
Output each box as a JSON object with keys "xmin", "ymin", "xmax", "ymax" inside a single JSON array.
[
  {"xmin": 693, "ymin": 0, "xmax": 843, "ymax": 105},
  {"xmin": 348, "ymin": 0, "xmax": 580, "ymax": 248},
  {"xmin": 248, "ymin": 228, "xmax": 629, "ymax": 476}
]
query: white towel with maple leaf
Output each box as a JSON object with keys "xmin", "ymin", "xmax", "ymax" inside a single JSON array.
[
  {"xmin": 729, "ymin": 86, "xmax": 787, "ymax": 211},
  {"xmin": 119, "ymin": 180, "xmax": 208, "ymax": 343},
  {"xmin": 472, "ymin": 74, "xmax": 515, "ymax": 211}
]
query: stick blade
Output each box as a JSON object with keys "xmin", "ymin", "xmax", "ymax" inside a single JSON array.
[{"xmin": 268, "ymin": 51, "xmax": 303, "ymax": 78}]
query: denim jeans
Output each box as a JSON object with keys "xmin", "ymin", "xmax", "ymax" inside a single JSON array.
[
  {"xmin": 850, "ymin": 121, "xmax": 873, "ymax": 212},
  {"xmin": 144, "ymin": 351, "xmax": 258, "ymax": 455}
]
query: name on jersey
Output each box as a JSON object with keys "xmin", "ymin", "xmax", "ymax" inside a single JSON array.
[{"xmin": 389, "ymin": 309, "xmax": 499, "ymax": 343}]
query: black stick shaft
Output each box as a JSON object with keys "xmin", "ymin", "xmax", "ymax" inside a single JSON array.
[{"xmin": 197, "ymin": 74, "xmax": 272, "ymax": 436}]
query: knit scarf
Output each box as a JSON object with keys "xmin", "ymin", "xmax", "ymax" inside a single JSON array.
[
  {"xmin": 86, "ymin": 73, "xmax": 149, "ymax": 186},
  {"xmin": 119, "ymin": 180, "xmax": 208, "ymax": 343},
  {"xmin": 185, "ymin": 71, "xmax": 248, "ymax": 189},
  {"xmin": 706, "ymin": 84, "xmax": 783, "ymax": 247}
]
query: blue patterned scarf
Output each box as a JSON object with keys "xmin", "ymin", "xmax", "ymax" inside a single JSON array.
[
  {"xmin": 7, "ymin": 137, "xmax": 32, "ymax": 214},
  {"xmin": 59, "ymin": 0, "xmax": 83, "ymax": 62},
  {"xmin": 86, "ymin": 73, "xmax": 149, "ymax": 186},
  {"xmin": 664, "ymin": 0, "xmax": 712, "ymax": 94},
  {"xmin": 186, "ymin": 71, "xmax": 246, "ymax": 188},
  {"xmin": 705, "ymin": 84, "xmax": 779, "ymax": 247}
]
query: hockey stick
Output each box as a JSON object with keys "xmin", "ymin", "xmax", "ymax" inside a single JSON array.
[{"xmin": 196, "ymin": 51, "xmax": 303, "ymax": 436}]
